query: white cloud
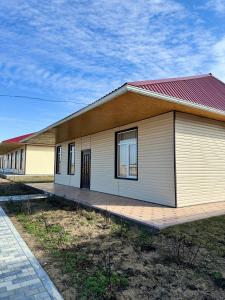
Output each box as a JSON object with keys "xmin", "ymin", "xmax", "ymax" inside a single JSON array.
[
  {"xmin": 0, "ymin": 0, "xmax": 224, "ymax": 109},
  {"xmin": 206, "ymin": 0, "xmax": 225, "ymax": 14},
  {"xmin": 210, "ymin": 37, "xmax": 225, "ymax": 81}
]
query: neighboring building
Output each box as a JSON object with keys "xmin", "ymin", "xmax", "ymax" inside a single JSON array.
[
  {"xmin": 0, "ymin": 133, "xmax": 54, "ymax": 182},
  {"xmin": 24, "ymin": 74, "xmax": 225, "ymax": 207},
  {"xmin": 0, "ymin": 155, "xmax": 4, "ymax": 170}
]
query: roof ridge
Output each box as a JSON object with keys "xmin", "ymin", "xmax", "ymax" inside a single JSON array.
[{"xmin": 127, "ymin": 73, "xmax": 212, "ymax": 87}]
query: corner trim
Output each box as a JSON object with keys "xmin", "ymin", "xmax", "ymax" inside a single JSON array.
[{"xmin": 173, "ymin": 111, "xmax": 177, "ymax": 208}]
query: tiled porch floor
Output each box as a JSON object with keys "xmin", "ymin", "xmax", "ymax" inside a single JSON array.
[{"xmin": 27, "ymin": 183, "xmax": 225, "ymax": 230}]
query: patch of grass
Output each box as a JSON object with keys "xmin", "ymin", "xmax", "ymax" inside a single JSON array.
[
  {"xmin": 162, "ymin": 216, "xmax": 225, "ymax": 257},
  {"xmin": 5, "ymin": 199, "xmax": 129, "ymax": 299},
  {"xmin": 81, "ymin": 270, "xmax": 129, "ymax": 299},
  {"xmin": 4, "ymin": 198, "xmax": 225, "ymax": 300}
]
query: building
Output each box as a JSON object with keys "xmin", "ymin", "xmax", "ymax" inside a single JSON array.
[
  {"xmin": 0, "ymin": 133, "xmax": 54, "ymax": 182},
  {"xmin": 23, "ymin": 74, "xmax": 225, "ymax": 207}
]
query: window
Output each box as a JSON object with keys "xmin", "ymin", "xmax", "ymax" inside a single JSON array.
[
  {"xmin": 68, "ymin": 143, "xmax": 75, "ymax": 175},
  {"xmin": 10, "ymin": 153, "xmax": 13, "ymax": 169},
  {"xmin": 116, "ymin": 128, "xmax": 138, "ymax": 179},
  {"xmin": 20, "ymin": 149, "xmax": 24, "ymax": 170},
  {"xmin": 56, "ymin": 146, "xmax": 62, "ymax": 174},
  {"xmin": 7, "ymin": 154, "xmax": 10, "ymax": 168},
  {"xmin": 15, "ymin": 151, "xmax": 18, "ymax": 169}
]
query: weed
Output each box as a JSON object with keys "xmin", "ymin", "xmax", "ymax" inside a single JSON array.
[
  {"xmin": 160, "ymin": 234, "xmax": 201, "ymax": 266},
  {"xmin": 211, "ymin": 272, "xmax": 225, "ymax": 289},
  {"xmin": 134, "ymin": 229, "xmax": 155, "ymax": 251},
  {"xmin": 61, "ymin": 251, "xmax": 90, "ymax": 274},
  {"xmin": 55, "ymin": 227, "xmax": 71, "ymax": 249},
  {"xmin": 111, "ymin": 220, "xmax": 130, "ymax": 238},
  {"xmin": 38, "ymin": 211, "xmax": 51, "ymax": 232},
  {"xmin": 72, "ymin": 201, "xmax": 81, "ymax": 212},
  {"xmin": 81, "ymin": 270, "xmax": 129, "ymax": 299},
  {"xmin": 22, "ymin": 199, "xmax": 31, "ymax": 215},
  {"xmin": 81, "ymin": 210, "xmax": 95, "ymax": 221}
]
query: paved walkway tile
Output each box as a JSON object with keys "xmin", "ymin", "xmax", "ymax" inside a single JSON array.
[
  {"xmin": 0, "ymin": 207, "xmax": 63, "ymax": 300},
  {"xmin": 28, "ymin": 182, "xmax": 225, "ymax": 230}
]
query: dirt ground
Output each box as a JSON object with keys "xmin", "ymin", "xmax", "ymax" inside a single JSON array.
[{"xmin": 3, "ymin": 197, "xmax": 225, "ymax": 300}]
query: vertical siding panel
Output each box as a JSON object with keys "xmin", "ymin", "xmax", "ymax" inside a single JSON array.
[
  {"xmin": 90, "ymin": 112, "xmax": 175, "ymax": 206},
  {"xmin": 176, "ymin": 112, "xmax": 225, "ymax": 207},
  {"xmin": 55, "ymin": 112, "xmax": 175, "ymax": 207},
  {"xmin": 55, "ymin": 140, "xmax": 81, "ymax": 187},
  {"xmin": 91, "ymin": 130, "xmax": 118, "ymax": 195},
  {"xmin": 81, "ymin": 136, "xmax": 91, "ymax": 150}
]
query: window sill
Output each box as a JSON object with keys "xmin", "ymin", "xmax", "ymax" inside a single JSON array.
[{"xmin": 115, "ymin": 176, "xmax": 138, "ymax": 181}]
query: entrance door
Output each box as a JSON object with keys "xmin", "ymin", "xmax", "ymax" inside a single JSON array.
[{"xmin": 80, "ymin": 149, "xmax": 91, "ymax": 189}]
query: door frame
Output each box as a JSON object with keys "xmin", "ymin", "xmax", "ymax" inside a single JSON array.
[{"xmin": 80, "ymin": 149, "xmax": 91, "ymax": 189}]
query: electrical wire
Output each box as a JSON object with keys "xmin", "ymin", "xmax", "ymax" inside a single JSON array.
[{"xmin": 0, "ymin": 94, "xmax": 87, "ymax": 105}]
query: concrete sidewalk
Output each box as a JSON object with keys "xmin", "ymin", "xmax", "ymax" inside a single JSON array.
[{"xmin": 0, "ymin": 207, "xmax": 63, "ymax": 300}]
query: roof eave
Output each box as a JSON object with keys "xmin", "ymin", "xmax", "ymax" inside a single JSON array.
[
  {"xmin": 126, "ymin": 85, "xmax": 225, "ymax": 118},
  {"xmin": 0, "ymin": 142, "xmax": 23, "ymax": 155},
  {"xmin": 22, "ymin": 83, "xmax": 225, "ymax": 145},
  {"xmin": 21, "ymin": 84, "xmax": 128, "ymax": 143}
]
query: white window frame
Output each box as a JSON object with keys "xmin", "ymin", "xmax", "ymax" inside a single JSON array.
[
  {"xmin": 20, "ymin": 149, "xmax": 24, "ymax": 170},
  {"xmin": 116, "ymin": 128, "xmax": 138, "ymax": 180},
  {"xmin": 56, "ymin": 146, "xmax": 62, "ymax": 174},
  {"xmin": 68, "ymin": 143, "xmax": 75, "ymax": 175}
]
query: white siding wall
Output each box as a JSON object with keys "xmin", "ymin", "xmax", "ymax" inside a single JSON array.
[
  {"xmin": 176, "ymin": 112, "xmax": 225, "ymax": 207},
  {"xmin": 55, "ymin": 112, "xmax": 176, "ymax": 207},
  {"xmin": 55, "ymin": 140, "xmax": 81, "ymax": 187}
]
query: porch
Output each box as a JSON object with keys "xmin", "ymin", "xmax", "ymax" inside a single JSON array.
[{"xmin": 27, "ymin": 182, "xmax": 225, "ymax": 230}]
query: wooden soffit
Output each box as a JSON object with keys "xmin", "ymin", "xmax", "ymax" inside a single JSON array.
[{"xmin": 23, "ymin": 89, "xmax": 225, "ymax": 145}]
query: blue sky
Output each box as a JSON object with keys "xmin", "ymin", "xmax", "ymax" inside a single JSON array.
[{"xmin": 0, "ymin": 0, "xmax": 225, "ymax": 140}]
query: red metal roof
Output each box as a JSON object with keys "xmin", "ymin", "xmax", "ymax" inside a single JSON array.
[
  {"xmin": 128, "ymin": 74, "xmax": 225, "ymax": 112},
  {"xmin": 2, "ymin": 133, "xmax": 35, "ymax": 144}
]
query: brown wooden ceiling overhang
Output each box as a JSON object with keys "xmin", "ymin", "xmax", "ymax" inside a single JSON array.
[{"xmin": 22, "ymin": 85, "xmax": 225, "ymax": 146}]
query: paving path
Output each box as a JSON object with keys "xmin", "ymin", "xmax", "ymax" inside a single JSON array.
[
  {"xmin": 0, "ymin": 207, "xmax": 63, "ymax": 300},
  {"xmin": 28, "ymin": 182, "xmax": 225, "ymax": 230}
]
